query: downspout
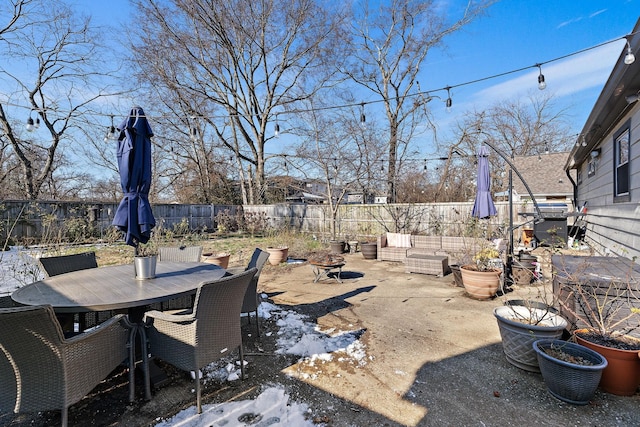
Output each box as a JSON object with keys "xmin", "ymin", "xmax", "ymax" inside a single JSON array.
[{"xmin": 566, "ymin": 169, "xmax": 578, "ymax": 209}]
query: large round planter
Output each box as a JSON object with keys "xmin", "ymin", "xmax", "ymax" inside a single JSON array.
[
  {"xmin": 266, "ymin": 247, "xmax": 288, "ymax": 265},
  {"xmin": 574, "ymin": 329, "xmax": 640, "ymax": 396},
  {"xmin": 361, "ymin": 242, "xmax": 377, "ymax": 260},
  {"xmin": 533, "ymin": 339, "xmax": 608, "ymax": 405},
  {"xmin": 494, "ymin": 305, "xmax": 568, "ymax": 372},
  {"xmin": 460, "ymin": 265, "xmax": 501, "ymax": 300},
  {"xmin": 450, "ymin": 264, "xmax": 463, "ymax": 287},
  {"xmin": 202, "ymin": 253, "xmax": 230, "ymax": 269},
  {"xmin": 329, "ymin": 240, "xmax": 346, "ymax": 254}
]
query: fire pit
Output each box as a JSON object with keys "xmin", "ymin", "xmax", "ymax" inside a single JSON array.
[{"xmin": 309, "ymin": 254, "xmax": 345, "ymax": 283}]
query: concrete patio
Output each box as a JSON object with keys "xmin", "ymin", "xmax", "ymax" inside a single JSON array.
[
  {"xmin": 4, "ymin": 248, "xmax": 639, "ymax": 426},
  {"xmin": 255, "ymin": 251, "xmax": 640, "ymax": 426}
]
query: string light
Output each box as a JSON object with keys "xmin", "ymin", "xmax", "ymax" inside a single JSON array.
[
  {"xmin": 537, "ymin": 64, "xmax": 546, "ymax": 90},
  {"xmin": 360, "ymin": 102, "xmax": 366, "ymax": 128},
  {"xmin": 624, "ymin": 39, "xmax": 635, "ymax": 65},
  {"xmin": 189, "ymin": 116, "xmax": 198, "ymax": 141},
  {"xmin": 5, "ymin": 31, "xmax": 636, "ymax": 128},
  {"xmin": 103, "ymin": 115, "xmax": 117, "ymax": 142},
  {"xmin": 25, "ymin": 110, "xmax": 40, "ymax": 131}
]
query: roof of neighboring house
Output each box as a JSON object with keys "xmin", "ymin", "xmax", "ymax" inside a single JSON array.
[
  {"xmin": 565, "ymin": 18, "xmax": 640, "ymax": 170},
  {"xmin": 512, "ymin": 152, "xmax": 573, "ymax": 197},
  {"xmin": 285, "ymin": 192, "xmax": 326, "ymax": 202}
]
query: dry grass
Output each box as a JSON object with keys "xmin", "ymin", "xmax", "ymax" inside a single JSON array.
[{"xmin": 94, "ymin": 232, "xmax": 327, "ymax": 269}]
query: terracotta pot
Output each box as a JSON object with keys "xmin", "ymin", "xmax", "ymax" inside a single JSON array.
[
  {"xmin": 266, "ymin": 247, "xmax": 288, "ymax": 265},
  {"xmin": 361, "ymin": 242, "xmax": 377, "ymax": 260},
  {"xmin": 574, "ymin": 329, "xmax": 640, "ymax": 396},
  {"xmin": 202, "ymin": 253, "xmax": 230, "ymax": 269},
  {"xmin": 460, "ymin": 265, "xmax": 500, "ymax": 300}
]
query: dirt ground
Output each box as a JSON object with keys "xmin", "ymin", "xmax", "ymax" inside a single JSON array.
[{"xmin": 2, "ymin": 249, "xmax": 640, "ymax": 427}]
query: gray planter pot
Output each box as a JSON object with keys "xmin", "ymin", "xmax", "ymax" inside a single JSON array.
[
  {"xmin": 533, "ymin": 339, "xmax": 607, "ymax": 405},
  {"xmin": 494, "ymin": 305, "xmax": 568, "ymax": 372},
  {"xmin": 134, "ymin": 255, "xmax": 157, "ymax": 280}
]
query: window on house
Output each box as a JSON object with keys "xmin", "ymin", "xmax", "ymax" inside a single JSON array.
[{"xmin": 613, "ymin": 122, "xmax": 630, "ymax": 202}]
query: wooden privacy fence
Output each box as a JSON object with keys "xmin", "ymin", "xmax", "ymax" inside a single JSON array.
[{"xmin": 2, "ymin": 200, "xmax": 529, "ymax": 243}]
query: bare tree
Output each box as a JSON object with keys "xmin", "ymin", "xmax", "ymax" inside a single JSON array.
[
  {"xmin": 288, "ymin": 98, "xmax": 381, "ymax": 239},
  {"xmin": 343, "ymin": 0, "xmax": 492, "ymax": 202},
  {"xmin": 0, "ymin": 0, "xmax": 118, "ymax": 200},
  {"xmin": 130, "ymin": 0, "xmax": 348, "ymax": 204}
]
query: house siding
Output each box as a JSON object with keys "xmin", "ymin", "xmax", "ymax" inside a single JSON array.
[{"xmin": 578, "ymin": 108, "xmax": 640, "ymax": 259}]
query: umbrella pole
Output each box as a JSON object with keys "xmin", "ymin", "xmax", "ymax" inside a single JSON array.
[{"xmin": 507, "ymin": 167, "xmax": 514, "ymax": 286}]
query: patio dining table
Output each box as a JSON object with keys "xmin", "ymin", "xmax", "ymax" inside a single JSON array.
[{"xmin": 11, "ymin": 261, "xmax": 226, "ymax": 402}]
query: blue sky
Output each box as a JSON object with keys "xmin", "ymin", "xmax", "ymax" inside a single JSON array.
[
  {"xmin": 72, "ymin": 0, "xmax": 638, "ymax": 150},
  {"xmin": 421, "ymin": 1, "xmax": 638, "ymax": 142}
]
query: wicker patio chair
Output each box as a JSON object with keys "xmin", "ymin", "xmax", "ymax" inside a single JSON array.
[
  {"xmin": 38, "ymin": 252, "xmax": 98, "ymax": 277},
  {"xmin": 0, "ymin": 295, "xmax": 19, "ymax": 308},
  {"xmin": 226, "ymin": 248, "xmax": 270, "ymax": 337},
  {"xmin": 144, "ymin": 267, "xmax": 256, "ymax": 413},
  {"xmin": 0, "ymin": 305, "xmax": 130, "ymax": 427},
  {"xmin": 156, "ymin": 246, "xmax": 204, "ymax": 310},
  {"xmin": 38, "ymin": 252, "xmax": 111, "ymax": 332},
  {"xmin": 158, "ymin": 245, "xmax": 203, "ymax": 262}
]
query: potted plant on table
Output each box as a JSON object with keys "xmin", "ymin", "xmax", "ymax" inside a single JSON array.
[
  {"xmin": 533, "ymin": 339, "xmax": 608, "ymax": 405},
  {"xmin": 556, "ymin": 267, "xmax": 640, "ymax": 396},
  {"xmin": 460, "ymin": 246, "xmax": 502, "ymax": 300},
  {"xmin": 134, "ymin": 238, "xmax": 158, "ymax": 280}
]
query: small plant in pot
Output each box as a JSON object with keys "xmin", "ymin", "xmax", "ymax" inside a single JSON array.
[
  {"xmin": 460, "ymin": 246, "xmax": 501, "ymax": 300},
  {"xmin": 555, "ymin": 256, "xmax": 640, "ymax": 395},
  {"xmin": 133, "ymin": 237, "xmax": 159, "ymax": 280}
]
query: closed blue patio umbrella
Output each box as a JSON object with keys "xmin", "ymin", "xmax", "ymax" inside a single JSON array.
[
  {"xmin": 112, "ymin": 106, "xmax": 155, "ymax": 252},
  {"xmin": 471, "ymin": 144, "xmax": 497, "ymax": 219}
]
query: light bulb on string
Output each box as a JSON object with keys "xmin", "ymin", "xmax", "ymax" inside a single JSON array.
[
  {"xmin": 624, "ymin": 39, "xmax": 635, "ymax": 65},
  {"xmin": 274, "ymin": 116, "xmax": 280, "ymax": 137},
  {"xmin": 26, "ymin": 110, "xmax": 35, "ymax": 131},
  {"xmin": 445, "ymin": 87, "xmax": 452, "ymax": 112},
  {"xmin": 189, "ymin": 116, "xmax": 198, "ymax": 141},
  {"xmin": 537, "ymin": 64, "xmax": 546, "ymax": 90},
  {"xmin": 104, "ymin": 115, "xmax": 117, "ymax": 142},
  {"xmin": 360, "ymin": 103, "xmax": 366, "ymax": 129}
]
